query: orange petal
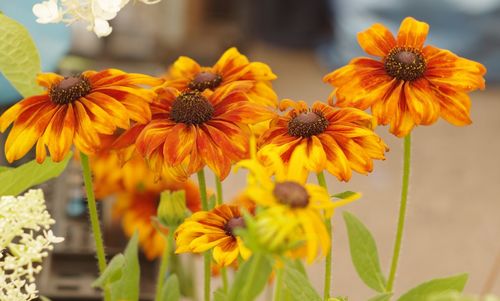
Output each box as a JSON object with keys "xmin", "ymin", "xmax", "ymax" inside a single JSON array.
[
  {"xmin": 163, "ymin": 124, "xmax": 196, "ymax": 165},
  {"xmin": 86, "ymin": 92, "xmax": 130, "ymax": 129},
  {"xmin": 371, "ymin": 80, "xmax": 404, "ymax": 125},
  {"xmin": 389, "ymin": 97, "xmax": 416, "ymax": 137},
  {"xmin": 197, "ymin": 126, "xmax": 230, "ymax": 179},
  {"xmin": 36, "ymin": 73, "xmax": 63, "ymax": 89},
  {"xmin": 396, "ymin": 17, "xmax": 429, "ymax": 49},
  {"xmin": 434, "ymin": 86, "xmax": 472, "ymax": 126},
  {"xmin": 213, "ymin": 47, "xmax": 249, "ymax": 81},
  {"xmin": 73, "ymin": 101, "xmax": 100, "ymax": 154},
  {"xmin": 0, "ymin": 95, "xmax": 50, "ymax": 132},
  {"xmin": 404, "ymin": 79, "xmax": 440, "ymax": 125},
  {"xmin": 45, "ymin": 105, "xmax": 75, "ymax": 161},
  {"xmin": 357, "ymin": 23, "xmax": 396, "ymax": 57},
  {"xmin": 318, "ymin": 133, "xmax": 351, "ymax": 181},
  {"xmin": 136, "ymin": 120, "xmax": 173, "ymax": 157}
]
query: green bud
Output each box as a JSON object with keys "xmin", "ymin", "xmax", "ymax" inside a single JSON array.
[{"xmin": 157, "ymin": 190, "xmax": 187, "ymax": 227}]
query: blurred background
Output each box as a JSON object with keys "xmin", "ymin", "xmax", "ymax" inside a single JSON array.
[{"xmin": 0, "ymin": 0, "xmax": 499, "ymax": 300}]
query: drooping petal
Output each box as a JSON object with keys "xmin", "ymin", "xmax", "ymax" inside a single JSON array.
[
  {"xmin": 404, "ymin": 79, "xmax": 440, "ymax": 125},
  {"xmin": 433, "ymin": 86, "xmax": 472, "ymax": 126}
]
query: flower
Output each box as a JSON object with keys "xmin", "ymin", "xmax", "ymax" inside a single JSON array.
[
  {"xmin": 128, "ymin": 82, "xmax": 275, "ymax": 180},
  {"xmin": 32, "ymin": 0, "xmax": 163, "ymax": 37},
  {"xmin": 237, "ymin": 152, "xmax": 350, "ymax": 263},
  {"xmin": 258, "ymin": 99, "xmax": 387, "ymax": 181},
  {"xmin": 165, "ymin": 47, "xmax": 278, "ymax": 107},
  {"xmin": 113, "ymin": 180, "xmax": 201, "ymax": 260},
  {"xmin": 323, "ymin": 17, "xmax": 486, "ymax": 137},
  {"xmin": 0, "ymin": 69, "xmax": 162, "ymax": 163},
  {"xmin": 175, "ymin": 204, "xmax": 251, "ymax": 267},
  {"xmin": 157, "ymin": 190, "xmax": 188, "ymax": 227},
  {"xmin": 0, "ymin": 190, "xmax": 64, "ymax": 301}
]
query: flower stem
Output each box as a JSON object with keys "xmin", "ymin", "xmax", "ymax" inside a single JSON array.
[
  {"xmin": 215, "ymin": 176, "xmax": 223, "ymax": 206},
  {"xmin": 273, "ymin": 267, "xmax": 284, "ymax": 301},
  {"xmin": 80, "ymin": 152, "xmax": 110, "ymax": 301},
  {"xmin": 155, "ymin": 229, "xmax": 174, "ymax": 301},
  {"xmin": 316, "ymin": 172, "xmax": 332, "ymax": 300},
  {"xmin": 386, "ymin": 134, "xmax": 412, "ymax": 292},
  {"xmin": 197, "ymin": 169, "xmax": 211, "ymax": 301},
  {"xmin": 221, "ymin": 266, "xmax": 229, "ymax": 293}
]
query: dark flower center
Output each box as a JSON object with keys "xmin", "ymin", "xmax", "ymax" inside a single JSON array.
[
  {"xmin": 49, "ymin": 75, "xmax": 92, "ymax": 105},
  {"xmin": 224, "ymin": 216, "xmax": 246, "ymax": 237},
  {"xmin": 384, "ymin": 47, "xmax": 426, "ymax": 81},
  {"xmin": 288, "ymin": 111, "xmax": 329, "ymax": 138},
  {"xmin": 170, "ymin": 91, "xmax": 214, "ymax": 125},
  {"xmin": 188, "ymin": 71, "xmax": 223, "ymax": 91},
  {"xmin": 273, "ymin": 181, "xmax": 310, "ymax": 208}
]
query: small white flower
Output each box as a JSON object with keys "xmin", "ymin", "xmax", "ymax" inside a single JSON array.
[
  {"xmin": 93, "ymin": 18, "xmax": 113, "ymax": 37},
  {"xmin": 32, "ymin": 0, "xmax": 63, "ymax": 24}
]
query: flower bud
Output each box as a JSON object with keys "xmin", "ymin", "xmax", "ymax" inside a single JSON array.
[{"xmin": 157, "ymin": 190, "xmax": 187, "ymax": 227}]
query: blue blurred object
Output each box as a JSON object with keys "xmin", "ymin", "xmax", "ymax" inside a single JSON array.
[
  {"xmin": 0, "ymin": 1, "xmax": 71, "ymax": 105},
  {"xmin": 321, "ymin": 0, "xmax": 500, "ymax": 82}
]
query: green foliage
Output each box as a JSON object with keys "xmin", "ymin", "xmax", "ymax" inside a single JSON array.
[
  {"xmin": 214, "ymin": 288, "xmax": 228, "ymax": 301},
  {"xmin": 227, "ymin": 253, "xmax": 273, "ymax": 301},
  {"xmin": 282, "ymin": 260, "xmax": 322, "ymax": 301},
  {"xmin": 0, "ymin": 14, "xmax": 43, "ymax": 97},
  {"xmin": 0, "ymin": 166, "xmax": 11, "ymax": 173},
  {"xmin": 92, "ymin": 232, "xmax": 140, "ymax": 301},
  {"xmin": 159, "ymin": 274, "xmax": 180, "ymax": 301},
  {"xmin": 397, "ymin": 274, "xmax": 468, "ymax": 301},
  {"xmin": 343, "ymin": 211, "xmax": 387, "ymax": 293},
  {"xmin": 368, "ymin": 293, "xmax": 393, "ymax": 301},
  {"xmin": 0, "ymin": 153, "xmax": 72, "ymax": 196},
  {"xmin": 331, "ymin": 191, "xmax": 358, "ymax": 199}
]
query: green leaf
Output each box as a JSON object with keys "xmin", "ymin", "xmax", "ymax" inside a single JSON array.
[
  {"xmin": 159, "ymin": 274, "xmax": 181, "ymax": 301},
  {"xmin": 343, "ymin": 211, "xmax": 387, "ymax": 293},
  {"xmin": 332, "ymin": 191, "xmax": 358, "ymax": 199},
  {"xmin": 228, "ymin": 253, "xmax": 273, "ymax": 301},
  {"xmin": 397, "ymin": 274, "xmax": 468, "ymax": 301},
  {"xmin": 282, "ymin": 261, "xmax": 322, "ymax": 301},
  {"xmin": 91, "ymin": 254, "xmax": 125, "ymax": 288},
  {"xmin": 0, "ymin": 166, "xmax": 11, "ymax": 174},
  {"xmin": 369, "ymin": 293, "xmax": 393, "ymax": 301},
  {"xmin": 214, "ymin": 288, "xmax": 228, "ymax": 301},
  {"xmin": 110, "ymin": 232, "xmax": 141, "ymax": 301},
  {"xmin": 0, "ymin": 153, "xmax": 72, "ymax": 196},
  {"xmin": 0, "ymin": 14, "xmax": 43, "ymax": 97}
]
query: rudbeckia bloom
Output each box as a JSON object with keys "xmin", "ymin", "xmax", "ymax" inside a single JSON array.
[
  {"xmin": 323, "ymin": 17, "xmax": 486, "ymax": 137},
  {"xmin": 238, "ymin": 152, "xmax": 358, "ymax": 263},
  {"xmin": 133, "ymin": 82, "xmax": 275, "ymax": 180},
  {"xmin": 165, "ymin": 47, "xmax": 278, "ymax": 107},
  {"xmin": 175, "ymin": 204, "xmax": 251, "ymax": 267},
  {"xmin": 258, "ymin": 99, "xmax": 387, "ymax": 181},
  {"xmin": 113, "ymin": 180, "xmax": 201, "ymax": 260},
  {"xmin": 0, "ymin": 69, "xmax": 162, "ymax": 163}
]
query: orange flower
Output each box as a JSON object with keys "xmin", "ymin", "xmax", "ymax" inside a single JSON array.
[
  {"xmin": 113, "ymin": 180, "xmax": 201, "ymax": 260},
  {"xmin": 165, "ymin": 47, "xmax": 278, "ymax": 107},
  {"xmin": 130, "ymin": 82, "xmax": 275, "ymax": 180},
  {"xmin": 324, "ymin": 17, "xmax": 486, "ymax": 137},
  {"xmin": 259, "ymin": 100, "xmax": 387, "ymax": 181},
  {"xmin": 0, "ymin": 69, "xmax": 162, "ymax": 163}
]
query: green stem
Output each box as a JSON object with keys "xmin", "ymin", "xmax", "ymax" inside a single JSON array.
[
  {"xmin": 386, "ymin": 134, "xmax": 412, "ymax": 292},
  {"xmin": 273, "ymin": 267, "xmax": 284, "ymax": 301},
  {"xmin": 241, "ymin": 253, "xmax": 262, "ymax": 298},
  {"xmin": 221, "ymin": 267, "xmax": 229, "ymax": 293},
  {"xmin": 155, "ymin": 229, "xmax": 174, "ymax": 301},
  {"xmin": 197, "ymin": 169, "xmax": 211, "ymax": 301},
  {"xmin": 80, "ymin": 152, "xmax": 110, "ymax": 301},
  {"xmin": 215, "ymin": 176, "xmax": 223, "ymax": 206},
  {"xmin": 316, "ymin": 172, "xmax": 332, "ymax": 300}
]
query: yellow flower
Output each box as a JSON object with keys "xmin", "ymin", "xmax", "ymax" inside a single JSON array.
[
  {"xmin": 258, "ymin": 99, "xmax": 387, "ymax": 181},
  {"xmin": 175, "ymin": 204, "xmax": 251, "ymax": 267},
  {"xmin": 324, "ymin": 17, "xmax": 486, "ymax": 137}
]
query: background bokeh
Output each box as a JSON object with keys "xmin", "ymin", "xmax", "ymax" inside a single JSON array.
[{"xmin": 0, "ymin": 0, "xmax": 499, "ymax": 300}]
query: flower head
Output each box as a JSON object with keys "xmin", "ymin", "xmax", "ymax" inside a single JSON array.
[
  {"xmin": 165, "ymin": 47, "xmax": 278, "ymax": 107},
  {"xmin": 175, "ymin": 204, "xmax": 251, "ymax": 267},
  {"xmin": 32, "ymin": 0, "xmax": 62, "ymax": 23},
  {"xmin": 0, "ymin": 69, "xmax": 162, "ymax": 163},
  {"xmin": 324, "ymin": 17, "xmax": 486, "ymax": 137},
  {"xmin": 259, "ymin": 99, "xmax": 387, "ymax": 181},
  {"xmin": 0, "ymin": 190, "xmax": 64, "ymax": 301}
]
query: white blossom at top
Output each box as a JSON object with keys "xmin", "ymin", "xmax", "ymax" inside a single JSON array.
[
  {"xmin": 0, "ymin": 189, "xmax": 64, "ymax": 301},
  {"xmin": 32, "ymin": 0, "xmax": 162, "ymax": 37}
]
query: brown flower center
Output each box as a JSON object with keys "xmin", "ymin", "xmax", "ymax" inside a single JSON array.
[
  {"xmin": 288, "ymin": 111, "xmax": 329, "ymax": 138},
  {"xmin": 224, "ymin": 216, "xmax": 246, "ymax": 237},
  {"xmin": 170, "ymin": 91, "xmax": 214, "ymax": 125},
  {"xmin": 384, "ymin": 47, "xmax": 426, "ymax": 81},
  {"xmin": 49, "ymin": 75, "xmax": 92, "ymax": 105},
  {"xmin": 273, "ymin": 181, "xmax": 310, "ymax": 208},
  {"xmin": 188, "ymin": 71, "xmax": 223, "ymax": 91}
]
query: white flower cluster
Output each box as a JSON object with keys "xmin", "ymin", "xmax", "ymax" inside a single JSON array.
[
  {"xmin": 0, "ymin": 189, "xmax": 64, "ymax": 301},
  {"xmin": 32, "ymin": 0, "xmax": 161, "ymax": 37}
]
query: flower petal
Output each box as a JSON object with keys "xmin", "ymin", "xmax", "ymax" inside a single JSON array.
[
  {"xmin": 357, "ymin": 23, "xmax": 396, "ymax": 57},
  {"xmin": 397, "ymin": 17, "xmax": 429, "ymax": 49}
]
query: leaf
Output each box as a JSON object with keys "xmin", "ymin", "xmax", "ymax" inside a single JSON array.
[
  {"xmin": 159, "ymin": 274, "xmax": 181, "ymax": 301},
  {"xmin": 369, "ymin": 293, "xmax": 393, "ymax": 301},
  {"xmin": 0, "ymin": 166, "xmax": 11, "ymax": 173},
  {"xmin": 343, "ymin": 211, "xmax": 387, "ymax": 293},
  {"xmin": 91, "ymin": 254, "xmax": 125, "ymax": 288},
  {"xmin": 110, "ymin": 232, "xmax": 141, "ymax": 301},
  {"xmin": 282, "ymin": 261, "xmax": 322, "ymax": 301},
  {"xmin": 0, "ymin": 14, "xmax": 43, "ymax": 97},
  {"xmin": 228, "ymin": 253, "xmax": 273, "ymax": 301},
  {"xmin": 332, "ymin": 191, "xmax": 358, "ymax": 199},
  {"xmin": 397, "ymin": 274, "xmax": 468, "ymax": 301},
  {"xmin": 214, "ymin": 288, "xmax": 228, "ymax": 301},
  {"xmin": 0, "ymin": 153, "xmax": 72, "ymax": 196}
]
